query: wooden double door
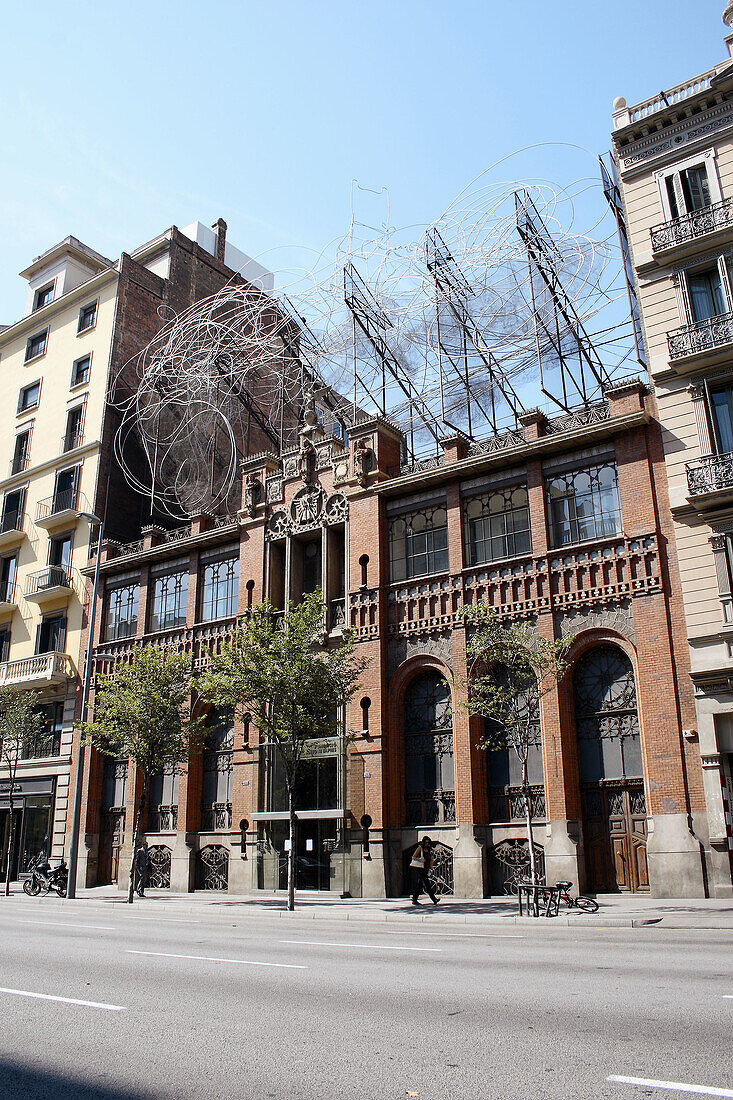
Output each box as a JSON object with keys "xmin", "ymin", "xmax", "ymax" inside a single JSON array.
[{"xmin": 582, "ymin": 782, "xmax": 649, "ymax": 893}]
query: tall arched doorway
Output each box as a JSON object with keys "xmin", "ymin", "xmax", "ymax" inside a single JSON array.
[
  {"xmin": 403, "ymin": 671, "xmax": 455, "ymax": 826},
  {"xmin": 573, "ymin": 644, "xmax": 648, "ymax": 893}
]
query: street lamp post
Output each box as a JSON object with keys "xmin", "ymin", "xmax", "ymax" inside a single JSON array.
[{"xmin": 66, "ymin": 510, "xmax": 103, "ymax": 900}]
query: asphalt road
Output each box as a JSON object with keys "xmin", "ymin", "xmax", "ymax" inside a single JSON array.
[{"xmin": 0, "ymin": 900, "xmax": 730, "ymax": 1100}]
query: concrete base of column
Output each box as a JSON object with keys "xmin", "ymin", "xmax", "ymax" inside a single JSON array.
[
  {"xmin": 359, "ymin": 832, "xmax": 387, "ymax": 898},
  {"xmin": 647, "ymin": 813, "xmax": 706, "ymax": 897},
  {"xmin": 543, "ymin": 819, "xmax": 582, "ymax": 891},
  {"xmin": 452, "ymin": 826, "xmax": 485, "ymax": 898},
  {"xmin": 169, "ymin": 834, "xmax": 195, "ymax": 893},
  {"xmin": 227, "ymin": 841, "xmax": 255, "ymax": 893},
  {"xmin": 77, "ymin": 833, "xmax": 98, "ymax": 889}
]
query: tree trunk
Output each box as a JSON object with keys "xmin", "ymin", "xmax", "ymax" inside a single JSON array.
[
  {"xmin": 4, "ymin": 789, "xmax": 14, "ymax": 896},
  {"xmin": 127, "ymin": 776, "xmax": 147, "ymax": 905},
  {"xmin": 287, "ymin": 784, "xmax": 296, "ymax": 912},
  {"xmin": 522, "ymin": 756, "xmax": 537, "ymax": 887}
]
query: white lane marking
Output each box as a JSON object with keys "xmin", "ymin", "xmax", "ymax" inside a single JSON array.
[
  {"xmin": 366, "ymin": 930, "xmax": 524, "ymax": 940},
  {"xmin": 3, "ymin": 919, "xmax": 117, "ymax": 931},
  {"xmin": 723, "ymin": 995, "xmax": 733, "ymax": 999},
  {"xmin": 607, "ymin": 1075, "xmax": 733, "ymax": 1097},
  {"xmin": 279, "ymin": 939, "xmax": 441, "ymax": 952},
  {"xmin": 0, "ymin": 987, "xmax": 125, "ymax": 1012},
  {"xmin": 127, "ymin": 949, "xmax": 306, "ymax": 970}
]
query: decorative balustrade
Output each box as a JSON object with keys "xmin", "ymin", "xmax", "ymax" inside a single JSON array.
[
  {"xmin": 0, "ymin": 651, "xmax": 75, "ymax": 688},
  {"xmin": 94, "ymin": 618, "xmax": 237, "ymax": 675},
  {"xmin": 489, "ymin": 785, "xmax": 546, "ymax": 824},
  {"xmin": 650, "ymin": 198, "xmax": 733, "ymax": 253},
  {"xmin": 406, "ymin": 789, "xmax": 456, "ymax": 826},
  {"xmin": 686, "ymin": 452, "xmax": 733, "ymax": 496},
  {"xmin": 399, "ymin": 454, "xmax": 444, "ymax": 476},
  {"xmin": 625, "ymin": 69, "xmax": 715, "ymax": 124},
  {"xmin": 201, "ymin": 803, "xmax": 232, "ymax": 831},
  {"xmin": 668, "ymin": 310, "xmax": 733, "ymax": 361},
  {"xmin": 22, "ymin": 730, "xmax": 62, "ymax": 760},
  {"xmin": 374, "ymin": 533, "xmax": 662, "ymax": 640},
  {"xmin": 543, "ymin": 401, "xmax": 610, "ymax": 435},
  {"xmin": 148, "ymin": 804, "xmax": 178, "ymax": 832}
]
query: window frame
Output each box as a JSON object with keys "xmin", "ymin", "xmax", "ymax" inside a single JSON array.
[
  {"xmin": 655, "ymin": 150, "xmax": 722, "ymax": 222},
  {"xmin": 388, "ymin": 502, "xmax": 450, "ymax": 582},
  {"xmin": 70, "ymin": 353, "xmax": 92, "ymax": 388},
  {"xmin": 680, "ymin": 259, "xmax": 732, "ymax": 325},
  {"xmin": 149, "ymin": 567, "xmax": 189, "ymax": 633},
  {"xmin": 11, "ymin": 426, "xmax": 32, "ymax": 476},
  {"xmin": 77, "ymin": 299, "xmax": 98, "ymax": 334},
  {"xmin": 24, "ymin": 329, "xmax": 48, "ymax": 363},
  {"xmin": 198, "ymin": 554, "xmax": 238, "ymax": 622},
  {"xmin": 545, "ymin": 461, "xmax": 622, "ymax": 549},
  {"xmin": 18, "ymin": 379, "xmax": 41, "ymax": 414},
  {"xmin": 103, "ymin": 577, "xmax": 140, "ymax": 642},
  {"xmin": 462, "ymin": 483, "xmax": 531, "ymax": 566},
  {"xmin": 33, "ymin": 283, "xmax": 55, "ymax": 312}
]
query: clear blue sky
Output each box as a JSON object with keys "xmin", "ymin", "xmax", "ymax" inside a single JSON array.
[{"xmin": 1, "ymin": 0, "xmax": 727, "ymax": 320}]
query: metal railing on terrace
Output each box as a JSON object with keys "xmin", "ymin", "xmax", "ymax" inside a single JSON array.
[
  {"xmin": 60, "ymin": 430, "xmax": 84, "ymax": 454},
  {"xmin": 36, "ymin": 487, "xmax": 78, "ymax": 522},
  {"xmin": 686, "ymin": 452, "xmax": 733, "ymax": 496},
  {"xmin": 650, "ymin": 198, "xmax": 733, "ymax": 253},
  {"xmin": 0, "ymin": 509, "xmax": 25, "ymax": 535},
  {"xmin": 668, "ymin": 310, "xmax": 733, "ymax": 361},
  {"xmin": 24, "ymin": 566, "xmax": 72, "ymax": 597}
]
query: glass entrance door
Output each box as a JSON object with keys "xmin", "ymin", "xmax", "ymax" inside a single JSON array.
[{"xmin": 274, "ymin": 818, "xmax": 340, "ymax": 892}]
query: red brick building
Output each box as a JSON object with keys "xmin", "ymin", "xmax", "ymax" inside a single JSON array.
[{"xmin": 70, "ymin": 374, "xmax": 713, "ymax": 898}]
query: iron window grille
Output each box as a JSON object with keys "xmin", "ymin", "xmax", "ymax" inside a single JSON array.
[
  {"xmin": 150, "ymin": 570, "xmax": 188, "ymax": 632},
  {"xmin": 24, "ymin": 331, "xmax": 47, "ymax": 362},
  {"xmin": 404, "ymin": 671, "xmax": 456, "ymax": 826},
  {"xmin": 546, "ymin": 462, "xmax": 621, "ymax": 548},
  {"xmin": 104, "ymin": 581, "xmax": 139, "ymax": 641},
  {"xmin": 10, "ymin": 431, "xmax": 31, "ymax": 476},
  {"xmin": 199, "ymin": 557, "xmax": 238, "ymax": 621},
  {"xmin": 389, "ymin": 504, "xmax": 449, "ymax": 582},
  {"xmin": 24, "ymin": 701, "xmax": 63, "ymax": 759},
  {"xmin": 463, "ymin": 485, "xmax": 531, "ymax": 566}
]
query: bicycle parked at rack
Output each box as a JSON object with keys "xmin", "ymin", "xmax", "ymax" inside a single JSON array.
[{"xmin": 554, "ymin": 880, "xmax": 599, "ymax": 913}]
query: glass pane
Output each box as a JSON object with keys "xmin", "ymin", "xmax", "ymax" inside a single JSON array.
[{"xmin": 712, "ymin": 390, "xmax": 733, "ymax": 454}]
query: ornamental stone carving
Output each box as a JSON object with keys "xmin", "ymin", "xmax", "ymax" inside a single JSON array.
[
  {"xmin": 553, "ymin": 599, "xmax": 635, "ymax": 644},
  {"xmin": 266, "ymin": 510, "xmax": 291, "ymax": 541},
  {"xmin": 291, "ymin": 484, "xmax": 325, "ymax": 529},
  {"xmin": 387, "ymin": 631, "xmax": 453, "ymax": 681},
  {"xmin": 353, "ymin": 437, "xmax": 375, "ymax": 487},
  {"xmin": 265, "ymin": 477, "xmax": 284, "ymax": 504},
  {"xmin": 243, "ymin": 473, "xmax": 263, "ymax": 518},
  {"xmin": 298, "ymin": 438, "xmax": 318, "ymax": 484},
  {"xmin": 324, "ymin": 493, "xmax": 348, "ymax": 526}
]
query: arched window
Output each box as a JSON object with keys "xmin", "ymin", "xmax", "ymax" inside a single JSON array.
[
  {"xmin": 573, "ymin": 645, "xmax": 642, "ymax": 782},
  {"xmin": 404, "ymin": 671, "xmax": 455, "ymax": 825}
]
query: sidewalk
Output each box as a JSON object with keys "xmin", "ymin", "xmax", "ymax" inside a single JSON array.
[{"xmin": 3, "ymin": 884, "xmax": 732, "ymax": 928}]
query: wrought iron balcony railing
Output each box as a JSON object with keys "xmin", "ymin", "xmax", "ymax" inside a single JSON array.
[
  {"xmin": 22, "ymin": 731, "xmax": 62, "ymax": 760},
  {"xmin": 686, "ymin": 452, "xmax": 733, "ymax": 496},
  {"xmin": 36, "ymin": 487, "xmax": 78, "ymax": 522},
  {"xmin": 201, "ymin": 802, "xmax": 232, "ymax": 831},
  {"xmin": 650, "ymin": 199, "xmax": 733, "ymax": 253},
  {"xmin": 0, "ymin": 509, "xmax": 24, "ymax": 535},
  {"xmin": 668, "ymin": 310, "xmax": 733, "ymax": 361},
  {"xmin": 24, "ymin": 566, "xmax": 72, "ymax": 597},
  {"xmin": 488, "ymin": 784, "xmax": 546, "ymax": 824},
  {"xmin": 406, "ymin": 789, "xmax": 456, "ymax": 826},
  {"xmin": 0, "ymin": 580, "xmax": 16, "ymax": 604}
]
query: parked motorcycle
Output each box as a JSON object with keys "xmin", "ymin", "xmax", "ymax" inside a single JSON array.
[{"xmin": 23, "ymin": 852, "xmax": 68, "ymax": 897}]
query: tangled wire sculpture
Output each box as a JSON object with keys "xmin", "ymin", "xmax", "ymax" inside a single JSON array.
[{"xmin": 114, "ymin": 156, "xmax": 641, "ymax": 518}]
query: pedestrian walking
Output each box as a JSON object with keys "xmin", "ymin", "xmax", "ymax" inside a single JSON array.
[
  {"xmin": 134, "ymin": 841, "xmax": 150, "ymax": 898},
  {"xmin": 410, "ymin": 836, "xmax": 439, "ymax": 906}
]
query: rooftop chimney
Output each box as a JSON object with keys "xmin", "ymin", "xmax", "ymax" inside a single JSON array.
[{"xmin": 212, "ymin": 218, "xmax": 227, "ymax": 264}]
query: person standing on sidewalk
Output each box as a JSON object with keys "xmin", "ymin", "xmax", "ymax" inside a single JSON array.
[
  {"xmin": 135, "ymin": 841, "xmax": 150, "ymax": 898},
  {"xmin": 410, "ymin": 836, "xmax": 439, "ymax": 906}
]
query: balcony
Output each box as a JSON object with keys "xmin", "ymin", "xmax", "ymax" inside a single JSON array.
[
  {"xmin": 0, "ymin": 510, "xmax": 27, "ymax": 551},
  {"xmin": 35, "ymin": 488, "xmax": 79, "ymax": 530},
  {"xmin": 667, "ymin": 311, "xmax": 733, "ymax": 368},
  {"xmin": 148, "ymin": 804, "xmax": 178, "ymax": 832},
  {"xmin": 24, "ymin": 566, "xmax": 73, "ymax": 604},
  {"xmin": 650, "ymin": 199, "xmax": 733, "ymax": 259},
  {"xmin": 201, "ymin": 803, "xmax": 232, "ymax": 831},
  {"xmin": 686, "ymin": 452, "xmax": 733, "ymax": 507},
  {"xmin": 0, "ymin": 580, "xmax": 18, "ymax": 613},
  {"xmin": 0, "ymin": 651, "xmax": 75, "ymax": 690}
]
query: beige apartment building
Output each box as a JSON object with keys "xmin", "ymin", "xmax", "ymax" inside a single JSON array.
[
  {"xmin": 611, "ymin": 4, "xmax": 733, "ymax": 895},
  {"xmin": 0, "ymin": 219, "xmax": 270, "ymax": 882}
]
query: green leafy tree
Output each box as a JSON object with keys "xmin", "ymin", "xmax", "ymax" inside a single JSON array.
[
  {"xmin": 82, "ymin": 646, "xmax": 204, "ymax": 904},
  {"xmin": 199, "ymin": 590, "xmax": 369, "ymax": 911},
  {"xmin": 462, "ymin": 606, "xmax": 572, "ymax": 886},
  {"xmin": 0, "ymin": 688, "xmax": 45, "ymax": 895}
]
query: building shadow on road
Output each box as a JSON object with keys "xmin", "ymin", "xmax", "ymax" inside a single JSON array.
[{"xmin": 0, "ymin": 1059, "xmax": 154, "ymax": 1100}]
